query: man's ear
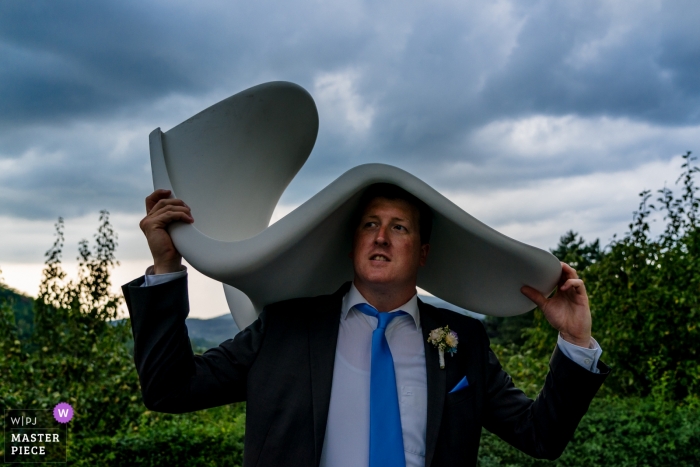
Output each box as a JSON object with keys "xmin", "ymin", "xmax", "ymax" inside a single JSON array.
[{"xmin": 419, "ymin": 244, "xmax": 430, "ymax": 267}]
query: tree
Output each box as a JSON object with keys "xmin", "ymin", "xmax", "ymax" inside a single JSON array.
[
  {"xmin": 585, "ymin": 152, "xmax": 700, "ymax": 399},
  {"xmin": 550, "ymin": 230, "xmax": 602, "ymax": 272},
  {"xmin": 0, "ymin": 211, "xmax": 144, "ymax": 436},
  {"xmin": 0, "ymin": 277, "xmax": 34, "ymax": 341},
  {"xmin": 522, "ymin": 152, "xmax": 700, "ymax": 400}
]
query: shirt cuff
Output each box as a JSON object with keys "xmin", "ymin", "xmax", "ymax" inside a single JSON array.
[
  {"xmin": 140, "ymin": 265, "xmax": 188, "ymax": 287},
  {"xmin": 556, "ymin": 333, "xmax": 603, "ymax": 374}
]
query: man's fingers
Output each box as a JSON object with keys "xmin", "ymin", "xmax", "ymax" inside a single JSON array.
[
  {"xmin": 521, "ymin": 285, "xmax": 547, "ymax": 309},
  {"xmin": 148, "ymin": 198, "xmax": 188, "ymax": 215},
  {"xmin": 145, "ymin": 189, "xmax": 173, "ymax": 212},
  {"xmin": 148, "ymin": 204, "xmax": 192, "ymax": 222},
  {"xmin": 556, "ymin": 262, "xmax": 579, "ymax": 287},
  {"xmin": 153, "ymin": 209, "xmax": 193, "ymax": 226},
  {"xmin": 147, "ymin": 197, "xmax": 189, "ymax": 216},
  {"xmin": 561, "ymin": 262, "xmax": 579, "ymax": 279},
  {"xmin": 140, "ymin": 208, "xmax": 193, "ymax": 233},
  {"xmin": 559, "ymin": 278, "xmax": 585, "ymax": 293},
  {"xmin": 150, "ymin": 211, "xmax": 193, "ymax": 229}
]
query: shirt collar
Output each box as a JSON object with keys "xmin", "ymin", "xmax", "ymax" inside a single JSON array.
[{"xmin": 341, "ymin": 282, "xmax": 420, "ymax": 329}]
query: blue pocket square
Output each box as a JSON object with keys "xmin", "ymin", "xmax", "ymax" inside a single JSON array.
[{"xmin": 449, "ymin": 376, "xmax": 470, "ymax": 394}]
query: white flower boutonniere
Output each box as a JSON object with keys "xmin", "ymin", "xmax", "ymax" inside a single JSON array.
[{"xmin": 427, "ymin": 326, "xmax": 458, "ymax": 369}]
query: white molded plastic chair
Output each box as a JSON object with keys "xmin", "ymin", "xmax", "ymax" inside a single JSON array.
[{"xmin": 149, "ymin": 81, "xmax": 561, "ymax": 329}]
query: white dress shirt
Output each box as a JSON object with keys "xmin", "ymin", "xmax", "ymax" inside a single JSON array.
[
  {"xmin": 142, "ymin": 270, "xmax": 603, "ymax": 467},
  {"xmin": 319, "ymin": 283, "xmax": 428, "ymax": 467}
]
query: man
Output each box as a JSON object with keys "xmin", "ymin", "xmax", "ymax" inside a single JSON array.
[{"xmin": 123, "ymin": 184, "xmax": 609, "ymax": 467}]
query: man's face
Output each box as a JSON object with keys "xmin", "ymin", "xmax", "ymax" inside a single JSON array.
[{"xmin": 351, "ymin": 197, "xmax": 429, "ymax": 290}]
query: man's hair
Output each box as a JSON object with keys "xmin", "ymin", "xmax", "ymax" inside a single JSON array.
[{"xmin": 355, "ymin": 183, "xmax": 434, "ymax": 244}]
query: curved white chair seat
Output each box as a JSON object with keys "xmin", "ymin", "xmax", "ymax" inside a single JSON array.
[{"xmin": 149, "ymin": 81, "xmax": 561, "ymax": 329}]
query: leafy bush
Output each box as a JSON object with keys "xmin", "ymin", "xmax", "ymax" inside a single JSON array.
[
  {"xmin": 478, "ymin": 397, "xmax": 700, "ymax": 467},
  {"xmin": 71, "ymin": 404, "xmax": 246, "ymax": 467},
  {"xmin": 523, "ymin": 152, "xmax": 700, "ymax": 400},
  {"xmin": 3, "ymin": 154, "xmax": 699, "ymax": 465},
  {"xmin": 0, "ymin": 212, "xmax": 247, "ymax": 466},
  {"xmin": 0, "ymin": 281, "xmax": 34, "ymax": 340},
  {"xmin": 0, "ymin": 212, "xmax": 144, "ymax": 437},
  {"xmin": 490, "ymin": 343, "xmax": 550, "ymax": 399}
]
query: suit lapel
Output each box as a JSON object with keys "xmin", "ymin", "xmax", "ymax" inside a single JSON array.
[
  {"xmin": 308, "ymin": 284, "xmax": 347, "ymax": 467},
  {"xmin": 419, "ymin": 300, "xmax": 447, "ymax": 467}
]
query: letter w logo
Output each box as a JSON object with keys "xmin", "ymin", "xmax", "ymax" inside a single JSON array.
[{"xmin": 58, "ymin": 409, "xmax": 69, "ymax": 417}]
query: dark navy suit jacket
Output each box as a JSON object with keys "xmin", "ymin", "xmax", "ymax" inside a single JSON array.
[{"xmin": 123, "ymin": 277, "xmax": 609, "ymax": 467}]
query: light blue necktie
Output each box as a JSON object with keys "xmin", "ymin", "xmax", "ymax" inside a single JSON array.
[{"xmin": 354, "ymin": 303, "xmax": 407, "ymax": 467}]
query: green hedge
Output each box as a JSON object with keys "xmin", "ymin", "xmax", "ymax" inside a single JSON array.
[
  {"xmin": 73, "ymin": 430, "xmax": 243, "ymax": 467},
  {"xmin": 64, "ymin": 397, "xmax": 699, "ymax": 466},
  {"xmin": 478, "ymin": 397, "xmax": 700, "ymax": 467},
  {"xmin": 69, "ymin": 404, "xmax": 246, "ymax": 466}
]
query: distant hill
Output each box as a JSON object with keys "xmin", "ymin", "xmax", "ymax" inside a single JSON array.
[
  {"xmin": 186, "ymin": 314, "xmax": 240, "ymax": 350},
  {"xmin": 0, "ymin": 284, "xmax": 240, "ymax": 351},
  {"xmin": 1, "ymin": 285, "xmax": 481, "ymax": 349},
  {"xmin": 0, "ymin": 285, "xmax": 35, "ymax": 340},
  {"xmin": 185, "ymin": 295, "xmax": 480, "ymax": 351}
]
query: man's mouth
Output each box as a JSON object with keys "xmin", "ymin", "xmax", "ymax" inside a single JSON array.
[{"xmin": 370, "ymin": 255, "xmax": 390, "ymax": 262}]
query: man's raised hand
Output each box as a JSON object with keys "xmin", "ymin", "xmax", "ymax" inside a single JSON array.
[
  {"xmin": 139, "ymin": 189, "xmax": 194, "ymax": 274},
  {"xmin": 520, "ymin": 262, "xmax": 592, "ymax": 348}
]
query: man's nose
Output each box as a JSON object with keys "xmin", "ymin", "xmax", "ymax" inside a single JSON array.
[{"xmin": 374, "ymin": 226, "xmax": 389, "ymax": 245}]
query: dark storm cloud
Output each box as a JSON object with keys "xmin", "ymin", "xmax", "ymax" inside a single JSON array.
[
  {"xmin": 0, "ymin": 0, "xmax": 371, "ymax": 126},
  {"xmin": 5, "ymin": 0, "xmax": 696, "ymax": 128},
  {"xmin": 1, "ymin": 0, "xmax": 700, "ymax": 220},
  {"xmin": 366, "ymin": 1, "xmax": 700, "ymax": 157},
  {"xmin": 0, "ymin": 1, "xmax": 201, "ymax": 124},
  {"xmin": 476, "ymin": 0, "xmax": 700, "ymax": 125},
  {"xmin": 0, "ymin": 122, "xmax": 151, "ymax": 219}
]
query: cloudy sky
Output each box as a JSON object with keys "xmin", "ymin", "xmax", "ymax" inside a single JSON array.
[{"xmin": 1, "ymin": 0, "xmax": 699, "ymax": 318}]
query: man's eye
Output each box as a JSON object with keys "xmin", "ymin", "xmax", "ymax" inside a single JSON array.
[{"xmin": 394, "ymin": 225, "xmax": 407, "ymax": 231}]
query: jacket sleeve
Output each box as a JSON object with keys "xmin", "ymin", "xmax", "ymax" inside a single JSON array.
[
  {"xmin": 122, "ymin": 275, "xmax": 266, "ymax": 413},
  {"xmin": 481, "ymin": 328, "xmax": 610, "ymax": 460}
]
